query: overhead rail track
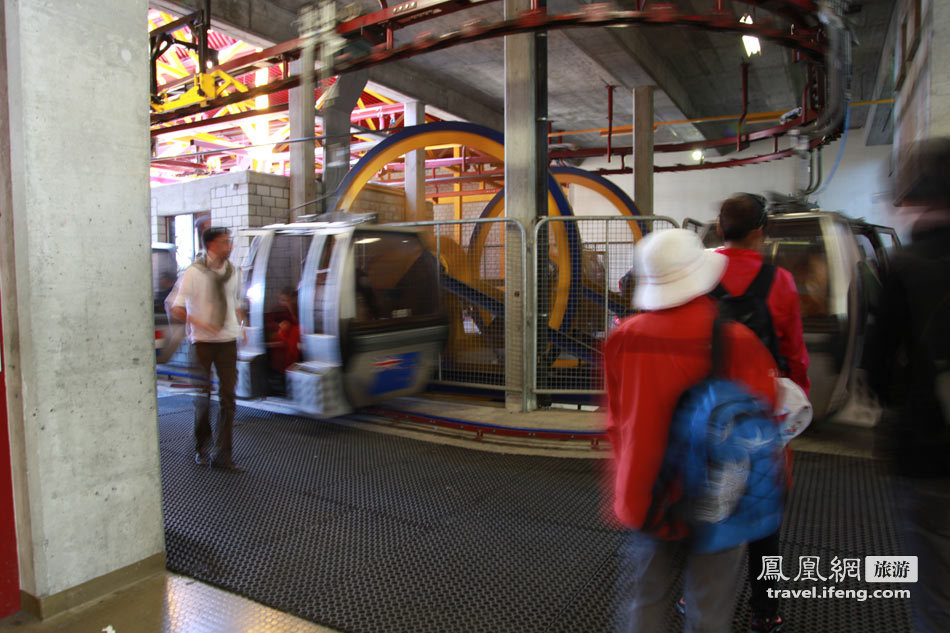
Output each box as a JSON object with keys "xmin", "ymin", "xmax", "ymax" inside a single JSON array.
[{"xmin": 150, "ymin": 0, "xmax": 842, "ymax": 171}]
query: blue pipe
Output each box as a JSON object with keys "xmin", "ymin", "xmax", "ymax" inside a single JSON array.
[{"xmin": 815, "ymin": 106, "xmax": 851, "ymax": 197}]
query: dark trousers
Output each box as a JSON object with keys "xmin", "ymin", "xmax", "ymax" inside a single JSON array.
[
  {"xmin": 897, "ymin": 477, "xmax": 950, "ymax": 633},
  {"xmin": 748, "ymin": 530, "xmax": 781, "ymax": 619},
  {"xmin": 193, "ymin": 341, "xmax": 238, "ymax": 463},
  {"xmin": 618, "ymin": 532, "xmax": 746, "ymax": 633}
]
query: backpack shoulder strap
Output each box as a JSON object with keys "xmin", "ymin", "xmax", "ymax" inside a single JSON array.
[
  {"xmin": 743, "ymin": 263, "xmax": 776, "ymax": 299},
  {"xmin": 709, "ymin": 283, "xmax": 729, "ymax": 300},
  {"xmin": 711, "ymin": 317, "xmax": 728, "ymax": 378}
]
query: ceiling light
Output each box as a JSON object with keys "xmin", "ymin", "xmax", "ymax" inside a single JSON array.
[
  {"xmin": 691, "ymin": 149, "xmax": 704, "ymax": 162},
  {"xmin": 740, "ymin": 14, "xmax": 761, "ymax": 57},
  {"xmin": 207, "ymin": 156, "xmax": 221, "ymax": 171}
]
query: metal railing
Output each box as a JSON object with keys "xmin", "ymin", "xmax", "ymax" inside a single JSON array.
[
  {"xmin": 532, "ymin": 215, "xmax": 679, "ymax": 397},
  {"xmin": 391, "ymin": 218, "xmax": 526, "ymax": 392}
]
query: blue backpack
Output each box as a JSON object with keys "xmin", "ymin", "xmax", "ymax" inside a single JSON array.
[{"xmin": 651, "ymin": 320, "xmax": 786, "ymax": 553}]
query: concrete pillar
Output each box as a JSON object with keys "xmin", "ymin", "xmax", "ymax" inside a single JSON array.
[
  {"xmin": 404, "ymin": 101, "xmax": 427, "ymax": 222},
  {"xmin": 633, "ymin": 86, "xmax": 655, "ymax": 215},
  {"xmin": 0, "ymin": 0, "xmax": 164, "ymax": 618},
  {"xmin": 929, "ymin": 0, "xmax": 950, "ymax": 135},
  {"xmin": 504, "ymin": 0, "xmax": 547, "ymax": 413},
  {"xmin": 322, "ymin": 70, "xmax": 367, "ymax": 210},
  {"xmin": 288, "ymin": 59, "xmax": 317, "ymax": 220}
]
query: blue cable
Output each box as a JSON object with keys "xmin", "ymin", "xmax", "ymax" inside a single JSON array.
[
  {"xmin": 157, "ymin": 368, "xmax": 216, "ymax": 384},
  {"xmin": 815, "ymin": 105, "xmax": 851, "ymax": 196}
]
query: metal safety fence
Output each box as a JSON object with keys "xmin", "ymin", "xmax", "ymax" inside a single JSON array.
[
  {"xmin": 392, "ymin": 218, "xmax": 526, "ymax": 391},
  {"xmin": 532, "ymin": 215, "xmax": 679, "ymax": 397}
]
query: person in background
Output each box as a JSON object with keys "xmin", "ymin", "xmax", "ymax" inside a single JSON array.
[
  {"xmin": 713, "ymin": 194, "xmax": 811, "ymax": 633},
  {"xmin": 605, "ymin": 229, "xmax": 778, "ymax": 633},
  {"xmin": 866, "ymin": 137, "xmax": 950, "ymax": 633},
  {"xmin": 716, "ymin": 194, "xmax": 810, "ymax": 393},
  {"xmin": 271, "ymin": 287, "xmax": 301, "ymax": 371},
  {"xmin": 171, "ymin": 227, "xmax": 245, "ymax": 472}
]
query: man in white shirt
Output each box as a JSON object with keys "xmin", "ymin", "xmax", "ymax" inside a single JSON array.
[{"xmin": 171, "ymin": 227, "xmax": 245, "ymax": 471}]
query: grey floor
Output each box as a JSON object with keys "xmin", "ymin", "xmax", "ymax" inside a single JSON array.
[{"xmin": 153, "ymin": 394, "xmax": 911, "ymax": 633}]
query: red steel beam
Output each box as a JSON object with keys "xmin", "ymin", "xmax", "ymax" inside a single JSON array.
[
  {"xmin": 150, "ymin": 158, "xmax": 205, "ymax": 171},
  {"xmin": 151, "ymin": 103, "xmax": 290, "ymax": 137},
  {"xmin": 159, "ymin": 37, "xmax": 305, "ymax": 94},
  {"xmin": 337, "ymin": 0, "xmax": 501, "ymax": 36},
  {"xmin": 426, "ymin": 188, "xmax": 501, "ymax": 198},
  {"xmin": 152, "ymin": 101, "xmax": 409, "ymax": 140}
]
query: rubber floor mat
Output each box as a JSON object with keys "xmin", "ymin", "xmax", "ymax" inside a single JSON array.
[{"xmin": 159, "ymin": 395, "xmax": 911, "ymax": 633}]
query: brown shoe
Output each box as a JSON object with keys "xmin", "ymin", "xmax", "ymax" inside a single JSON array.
[{"xmin": 194, "ymin": 452, "xmax": 211, "ymax": 466}]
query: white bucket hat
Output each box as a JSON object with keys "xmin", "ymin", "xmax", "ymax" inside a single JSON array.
[{"xmin": 633, "ymin": 228, "xmax": 728, "ymax": 311}]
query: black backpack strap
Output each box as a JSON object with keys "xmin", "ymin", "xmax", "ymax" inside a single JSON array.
[
  {"xmin": 709, "ymin": 283, "xmax": 728, "ymax": 300},
  {"xmin": 743, "ymin": 263, "xmax": 776, "ymax": 299},
  {"xmin": 711, "ymin": 317, "xmax": 728, "ymax": 378}
]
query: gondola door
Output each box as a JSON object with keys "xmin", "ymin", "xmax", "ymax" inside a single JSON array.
[{"xmin": 339, "ymin": 228, "xmax": 448, "ymax": 408}]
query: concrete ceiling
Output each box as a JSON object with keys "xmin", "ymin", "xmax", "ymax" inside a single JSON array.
[{"xmin": 154, "ymin": 0, "xmax": 897, "ymax": 152}]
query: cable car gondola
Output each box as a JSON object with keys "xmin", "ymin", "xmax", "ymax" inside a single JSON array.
[
  {"xmin": 237, "ymin": 214, "xmax": 447, "ymax": 417},
  {"xmin": 690, "ymin": 209, "xmax": 900, "ymax": 421}
]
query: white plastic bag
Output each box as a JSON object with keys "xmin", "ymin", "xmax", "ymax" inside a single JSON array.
[{"xmin": 774, "ymin": 377, "xmax": 813, "ymax": 443}]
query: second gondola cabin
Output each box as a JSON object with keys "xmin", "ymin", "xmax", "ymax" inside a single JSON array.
[{"xmin": 238, "ymin": 214, "xmax": 447, "ymax": 417}]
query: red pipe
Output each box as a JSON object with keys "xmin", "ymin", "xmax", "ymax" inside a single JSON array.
[
  {"xmin": 606, "ymin": 85, "xmax": 615, "ymax": 164},
  {"xmin": 737, "ymin": 62, "xmax": 748, "ymax": 152},
  {"xmin": 425, "ymin": 187, "xmax": 501, "ymax": 199},
  {"xmin": 595, "ymin": 139, "xmax": 823, "ymax": 174},
  {"xmin": 384, "ymin": 156, "xmax": 498, "ymax": 170},
  {"xmin": 382, "ymin": 170, "xmax": 504, "ymax": 184}
]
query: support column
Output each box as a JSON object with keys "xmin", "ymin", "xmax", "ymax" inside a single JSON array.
[
  {"xmin": 0, "ymin": 0, "xmax": 164, "ymax": 618},
  {"xmin": 504, "ymin": 0, "xmax": 547, "ymax": 412},
  {"xmin": 633, "ymin": 86, "xmax": 655, "ymax": 215},
  {"xmin": 404, "ymin": 101, "xmax": 427, "ymax": 222},
  {"xmin": 322, "ymin": 70, "xmax": 367, "ymax": 210},
  {"xmin": 288, "ymin": 59, "xmax": 317, "ymax": 220}
]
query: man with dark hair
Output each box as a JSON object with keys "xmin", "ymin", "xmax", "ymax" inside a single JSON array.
[
  {"xmin": 716, "ymin": 194, "xmax": 809, "ymax": 391},
  {"xmin": 171, "ymin": 227, "xmax": 245, "ymax": 471},
  {"xmin": 867, "ymin": 137, "xmax": 950, "ymax": 633},
  {"xmin": 713, "ymin": 194, "xmax": 809, "ymax": 633}
]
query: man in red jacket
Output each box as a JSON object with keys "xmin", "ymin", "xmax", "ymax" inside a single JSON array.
[
  {"xmin": 716, "ymin": 194, "xmax": 810, "ymax": 633},
  {"xmin": 605, "ymin": 228, "xmax": 778, "ymax": 633},
  {"xmin": 716, "ymin": 194, "xmax": 810, "ymax": 393}
]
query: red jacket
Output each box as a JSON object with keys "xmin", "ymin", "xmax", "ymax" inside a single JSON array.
[
  {"xmin": 604, "ymin": 296, "xmax": 778, "ymax": 531},
  {"xmin": 717, "ymin": 248, "xmax": 810, "ymax": 394}
]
